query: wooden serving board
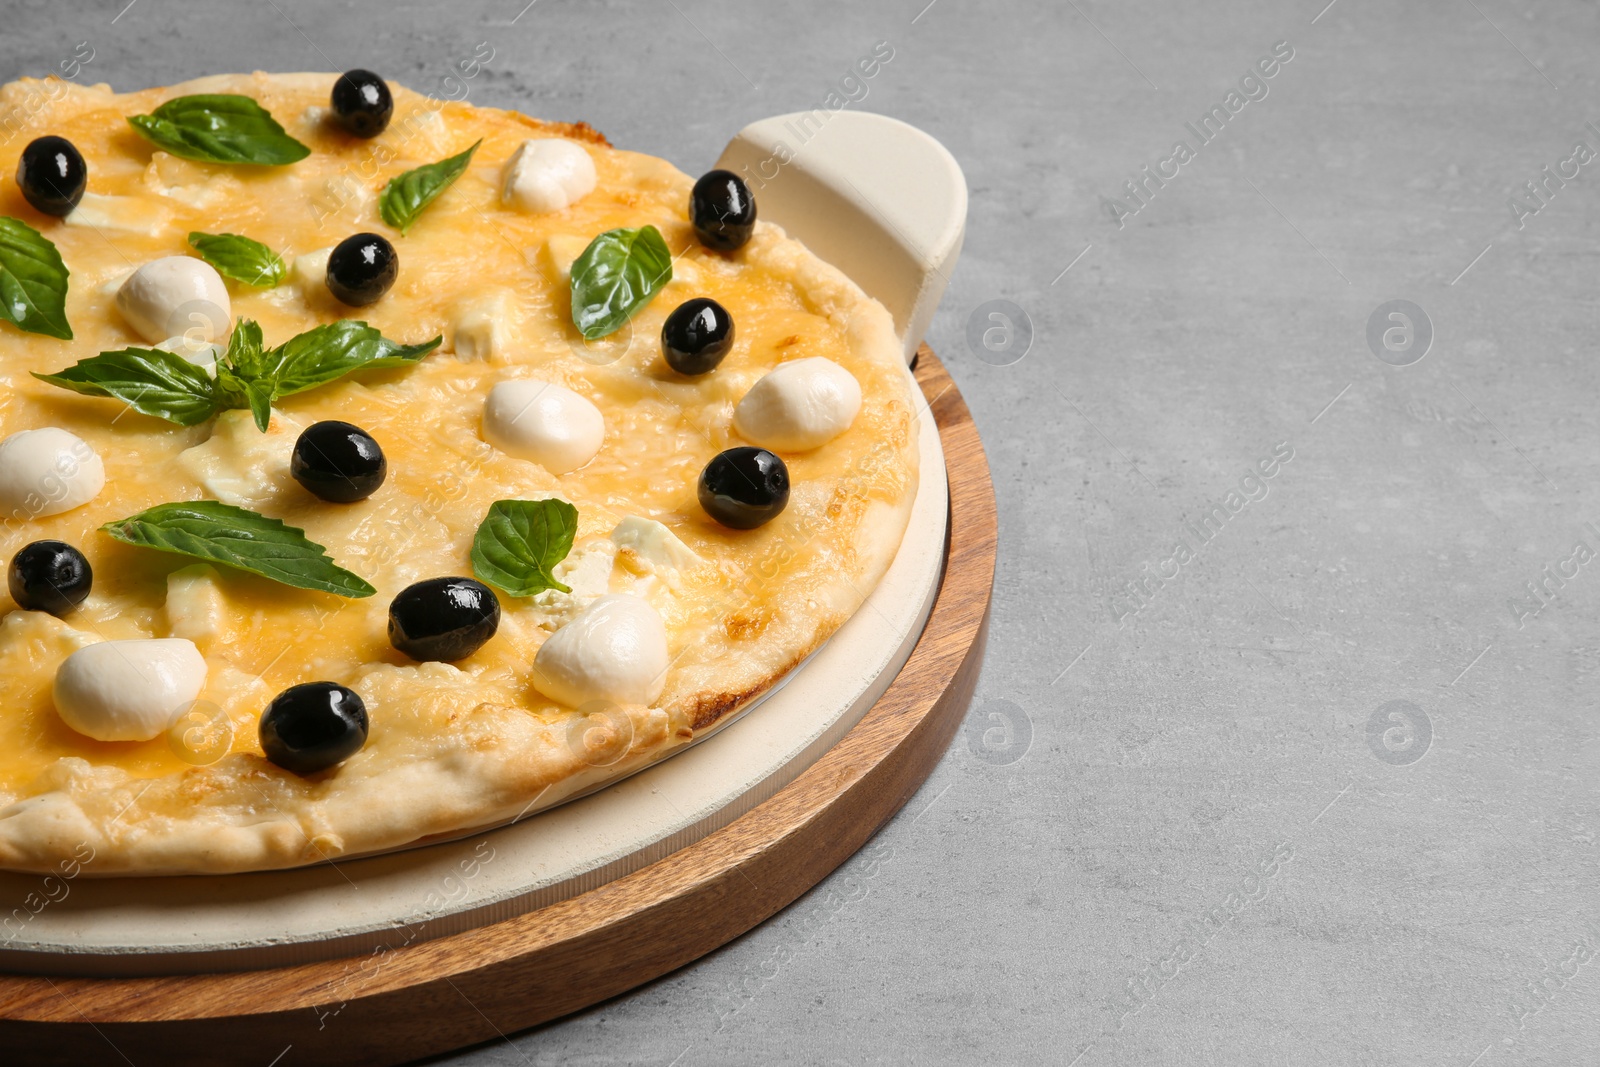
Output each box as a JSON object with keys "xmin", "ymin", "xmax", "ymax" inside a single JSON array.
[{"xmin": 0, "ymin": 346, "xmax": 996, "ymax": 1067}]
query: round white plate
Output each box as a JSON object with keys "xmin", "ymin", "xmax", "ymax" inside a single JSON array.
[{"xmin": 0, "ymin": 375, "xmax": 947, "ymax": 977}]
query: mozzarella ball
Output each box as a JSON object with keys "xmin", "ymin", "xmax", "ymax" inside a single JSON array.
[
  {"xmin": 502, "ymin": 139, "xmax": 597, "ymax": 214},
  {"xmin": 532, "ymin": 594, "xmax": 668, "ymax": 708},
  {"xmin": 483, "ymin": 378, "xmax": 605, "ymax": 475},
  {"xmin": 0, "ymin": 427, "xmax": 105, "ymax": 518},
  {"xmin": 116, "ymin": 256, "xmax": 231, "ymax": 345},
  {"xmin": 732, "ymin": 357, "xmax": 862, "ymax": 452},
  {"xmin": 54, "ymin": 638, "xmax": 208, "ymax": 742}
]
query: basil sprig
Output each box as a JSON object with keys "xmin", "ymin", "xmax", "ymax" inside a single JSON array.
[
  {"xmin": 0, "ymin": 217, "xmax": 71, "ymax": 339},
  {"xmin": 101, "ymin": 501, "xmax": 375, "ymax": 598},
  {"xmin": 188, "ymin": 232, "xmax": 286, "ymax": 288},
  {"xmin": 35, "ymin": 319, "xmax": 441, "ymax": 432},
  {"xmin": 569, "ymin": 226, "xmax": 673, "ymax": 340},
  {"xmin": 127, "ymin": 94, "xmax": 310, "ymax": 166},
  {"xmin": 471, "ymin": 499, "xmax": 579, "ymax": 597},
  {"xmin": 379, "ymin": 140, "xmax": 482, "ymax": 234}
]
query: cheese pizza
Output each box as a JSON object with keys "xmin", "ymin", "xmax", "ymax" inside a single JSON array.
[{"xmin": 0, "ymin": 71, "xmax": 917, "ymax": 875}]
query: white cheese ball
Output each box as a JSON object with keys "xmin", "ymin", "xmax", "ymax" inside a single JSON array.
[
  {"xmin": 54, "ymin": 638, "xmax": 208, "ymax": 742},
  {"xmin": 732, "ymin": 357, "xmax": 863, "ymax": 452},
  {"xmin": 0, "ymin": 427, "xmax": 105, "ymax": 518},
  {"xmin": 116, "ymin": 256, "xmax": 231, "ymax": 345},
  {"xmin": 502, "ymin": 139, "xmax": 597, "ymax": 214},
  {"xmin": 483, "ymin": 378, "xmax": 605, "ymax": 475},
  {"xmin": 532, "ymin": 594, "xmax": 668, "ymax": 708}
]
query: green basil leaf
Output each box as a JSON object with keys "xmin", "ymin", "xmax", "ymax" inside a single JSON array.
[
  {"xmin": 33, "ymin": 347, "xmax": 217, "ymax": 426},
  {"xmin": 379, "ymin": 139, "xmax": 481, "ymax": 235},
  {"xmin": 187, "ymin": 232, "xmax": 286, "ymax": 288},
  {"xmin": 252, "ymin": 320, "xmax": 442, "ymax": 398},
  {"xmin": 0, "ymin": 217, "xmax": 72, "ymax": 339},
  {"xmin": 101, "ymin": 501, "xmax": 375, "ymax": 598},
  {"xmin": 471, "ymin": 499, "xmax": 578, "ymax": 597},
  {"xmin": 221, "ymin": 318, "xmax": 267, "ymax": 377},
  {"xmin": 569, "ymin": 225, "xmax": 673, "ymax": 340},
  {"xmin": 127, "ymin": 94, "xmax": 310, "ymax": 166}
]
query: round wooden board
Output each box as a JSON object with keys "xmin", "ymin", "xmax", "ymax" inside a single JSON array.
[{"xmin": 0, "ymin": 346, "xmax": 996, "ymax": 1067}]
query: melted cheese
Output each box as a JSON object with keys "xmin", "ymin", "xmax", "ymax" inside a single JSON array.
[{"xmin": 0, "ymin": 75, "xmax": 911, "ymax": 796}]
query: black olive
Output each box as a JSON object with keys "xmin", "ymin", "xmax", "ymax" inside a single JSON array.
[
  {"xmin": 291, "ymin": 421, "xmax": 387, "ymax": 503},
  {"xmin": 7, "ymin": 540, "xmax": 91, "ymax": 616},
  {"xmin": 17, "ymin": 136, "xmax": 87, "ymax": 217},
  {"xmin": 259, "ymin": 682, "xmax": 369, "ymax": 776},
  {"xmin": 331, "ymin": 69, "xmax": 394, "ymax": 138},
  {"xmin": 388, "ymin": 577, "xmax": 501, "ymax": 662},
  {"xmin": 326, "ymin": 232, "xmax": 397, "ymax": 307},
  {"xmin": 690, "ymin": 169, "xmax": 757, "ymax": 252},
  {"xmin": 662, "ymin": 297, "xmax": 735, "ymax": 376},
  {"xmin": 698, "ymin": 446, "xmax": 790, "ymax": 529}
]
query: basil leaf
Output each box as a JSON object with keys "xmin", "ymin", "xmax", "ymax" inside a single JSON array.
[
  {"xmin": 0, "ymin": 217, "xmax": 72, "ymax": 339},
  {"xmin": 188, "ymin": 232, "xmax": 286, "ymax": 288},
  {"xmin": 471, "ymin": 499, "xmax": 579, "ymax": 597},
  {"xmin": 101, "ymin": 501, "xmax": 375, "ymax": 598},
  {"xmin": 32, "ymin": 347, "xmax": 216, "ymax": 426},
  {"xmin": 252, "ymin": 320, "xmax": 442, "ymax": 398},
  {"xmin": 379, "ymin": 140, "xmax": 481, "ymax": 235},
  {"xmin": 569, "ymin": 226, "xmax": 673, "ymax": 340},
  {"xmin": 127, "ymin": 94, "xmax": 310, "ymax": 166}
]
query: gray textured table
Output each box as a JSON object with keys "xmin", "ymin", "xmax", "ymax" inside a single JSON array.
[{"xmin": 6, "ymin": 1, "xmax": 1599, "ymax": 1064}]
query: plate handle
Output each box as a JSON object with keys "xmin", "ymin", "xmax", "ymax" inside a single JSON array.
[{"xmin": 715, "ymin": 110, "xmax": 967, "ymax": 363}]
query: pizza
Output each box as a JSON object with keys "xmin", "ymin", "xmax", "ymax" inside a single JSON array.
[{"xmin": 0, "ymin": 71, "xmax": 918, "ymax": 875}]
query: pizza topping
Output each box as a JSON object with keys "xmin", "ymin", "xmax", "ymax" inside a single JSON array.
[
  {"xmin": 0, "ymin": 427, "xmax": 105, "ymax": 517},
  {"xmin": 612, "ymin": 515, "xmax": 702, "ymax": 570},
  {"xmin": 569, "ymin": 225, "xmax": 673, "ymax": 340},
  {"xmin": 63, "ymin": 191, "xmax": 173, "ymax": 236},
  {"xmin": 379, "ymin": 140, "xmax": 480, "ymax": 234},
  {"xmin": 0, "ymin": 217, "xmax": 73, "ymax": 339},
  {"xmin": 662, "ymin": 297, "xmax": 734, "ymax": 376},
  {"xmin": 17, "ymin": 136, "xmax": 87, "ymax": 217},
  {"xmin": 698, "ymin": 446, "xmax": 790, "ymax": 530},
  {"xmin": 388, "ymin": 577, "xmax": 501, "ymax": 662},
  {"xmin": 326, "ymin": 232, "xmax": 398, "ymax": 307},
  {"xmin": 164, "ymin": 565, "xmax": 226, "ymax": 642},
  {"xmin": 451, "ymin": 288, "xmax": 519, "ymax": 361},
  {"xmin": 531, "ymin": 593, "xmax": 668, "ymax": 708},
  {"xmin": 331, "ymin": 69, "xmax": 394, "ymax": 138},
  {"xmin": 115, "ymin": 255, "xmax": 231, "ymax": 345},
  {"xmin": 8, "ymin": 540, "xmax": 92, "ymax": 616},
  {"xmin": 292, "ymin": 246, "xmax": 334, "ymax": 289},
  {"xmin": 471, "ymin": 497, "xmax": 579, "ymax": 597},
  {"xmin": 186, "ymin": 231, "xmax": 287, "ymax": 289},
  {"xmin": 691, "ymin": 169, "xmax": 757, "ymax": 252},
  {"xmin": 482, "ymin": 379, "xmax": 605, "ymax": 475},
  {"xmin": 502, "ymin": 139, "xmax": 597, "ymax": 215},
  {"xmin": 155, "ymin": 333, "xmax": 224, "ymax": 374},
  {"xmin": 732, "ymin": 356, "xmax": 862, "ymax": 452},
  {"xmin": 126, "ymin": 94, "xmax": 311, "ymax": 166},
  {"xmin": 291, "ymin": 420, "xmax": 387, "ymax": 503},
  {"xmin": 259, "ymin": 681, "xmax": 369, "ymax": 775},
  {"xmin": 100, "ymin": 500, "xmax": 377, "ymax": 598},
  {"xmin": 37, "ymin": 319, "xmax": 440, "ymax": 432},
  {"xmin": 53, "ymin": 637, "xmax": 207, "ymax": 742}
]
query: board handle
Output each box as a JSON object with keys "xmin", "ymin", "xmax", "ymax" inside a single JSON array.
[{"xmin": 715, "ymin": 111, "xmax": 967, "ymax": 363}]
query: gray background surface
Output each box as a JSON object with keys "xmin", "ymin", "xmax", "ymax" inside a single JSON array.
[{"xmin": 5, "ymin": 0, "xmax": 1599, "ymax": 1064}]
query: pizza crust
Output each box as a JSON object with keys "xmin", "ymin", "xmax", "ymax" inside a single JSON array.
[{"xmin": 0, "ymin": 73, "xmax": 917, "ymax": 875}]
